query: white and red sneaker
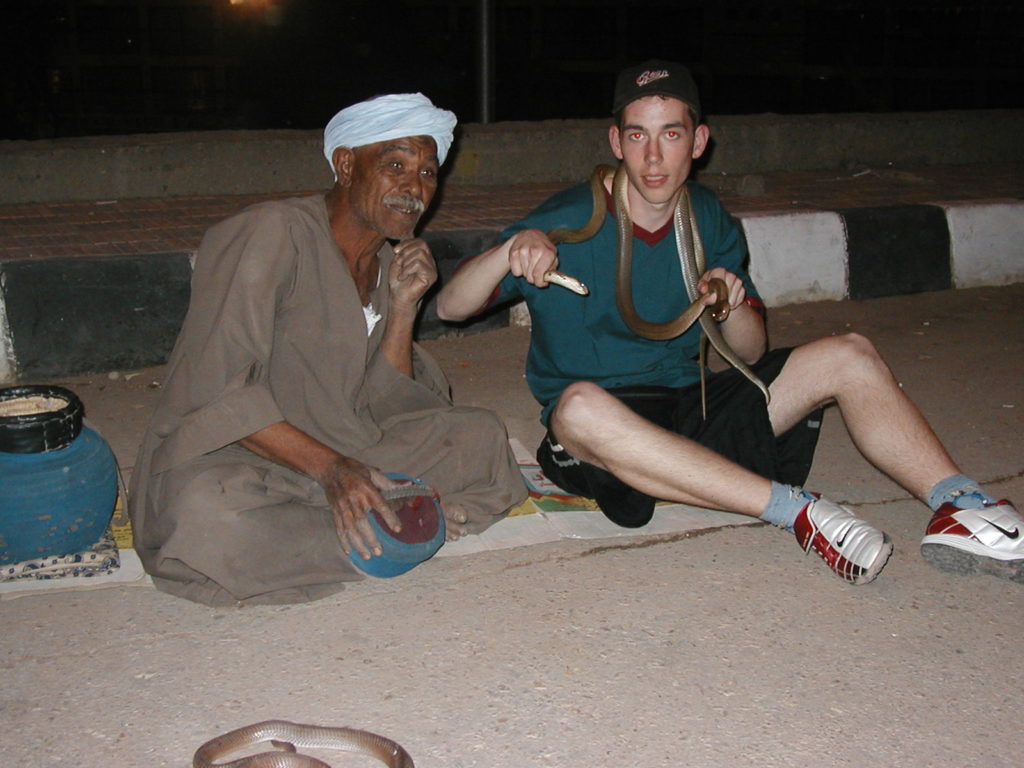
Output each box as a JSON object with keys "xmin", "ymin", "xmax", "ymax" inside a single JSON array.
[
  {"xmin": 921, "ymin": 500, "xmax": 1024, "ymax": 582},
  {"xmin": 793, "ymin": 495, "xmax": 893, "ymax": 584}
]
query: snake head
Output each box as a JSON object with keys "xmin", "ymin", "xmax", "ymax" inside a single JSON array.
[{"xmin": 706, "ymin": 277, "xmax": 731, "ymax": 323}]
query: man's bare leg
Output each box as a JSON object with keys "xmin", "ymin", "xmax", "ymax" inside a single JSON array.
[
  {"xmin": 768, "ymin": 332, "xmax": 1024, "ymax": 583},
  {"xmin": 765, "ymin": 333, "xmax": 959, "ymax": 501},
  {"xmin": 551, "ymin": 332, "xmax": 958, "ymax": 512},
  {"xmin": 550, "ymin": 374, "xmax": 894, "ymax": 584},
  {"xmin": 550, "ymin": 381, "xmax": 771, "ymax": 517}
]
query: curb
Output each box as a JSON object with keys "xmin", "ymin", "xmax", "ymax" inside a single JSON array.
[
  {"xmin": 1, "ymin": 201, "xmax": 1021, "ymax": 382},
  {"xmin": 0, "ymin": 253, "xmax": 192, "ymax": 382},
  {"xmin": 739, "ymin": 198, "xmax": 1024, "ymax": 308}
]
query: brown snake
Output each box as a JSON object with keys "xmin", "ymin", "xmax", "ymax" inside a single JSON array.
[
  {"xmin": 193, "ymin": 720, "xmax": 414, "ymax": 768},
  {"xmin": 545, "ymin": 164, "xmax": 770, "ymax": 414}
]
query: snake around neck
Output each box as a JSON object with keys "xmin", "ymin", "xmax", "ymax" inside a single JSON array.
[{"xmin": 547, "ymin": 164, "xmax": 770, "ymax": 414}]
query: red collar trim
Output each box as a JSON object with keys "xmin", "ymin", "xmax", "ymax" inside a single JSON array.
[{"xmin": 602, "ymin": 186, "xmax": 673, "ymax": 246}]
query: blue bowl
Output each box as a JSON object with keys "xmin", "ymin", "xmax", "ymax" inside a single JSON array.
[{"xmin": 350, "ymin": 473, "xmax": 445, "ymax": 578}]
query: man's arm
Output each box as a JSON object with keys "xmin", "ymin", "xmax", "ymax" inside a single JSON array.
[
  {"xmin": 436, "ymin": 229, "xmax": 558, "ymax": 321},
  {"xmin": 381, "ymin": 238, "xmax": 437, "ymax": 376},
  {"xmin": 239, "ymin": 421, "xmax": 400, "ymax": 561}
]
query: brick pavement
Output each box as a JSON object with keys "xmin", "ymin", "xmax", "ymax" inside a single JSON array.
[{"xmin": 1, "ymin": 162, "xmax": 1021, "ymax": 263}]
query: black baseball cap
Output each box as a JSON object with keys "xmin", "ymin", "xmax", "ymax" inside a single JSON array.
[{"xmin": 612, "ymin": 60, "xmax": 702, "ymax": 122}]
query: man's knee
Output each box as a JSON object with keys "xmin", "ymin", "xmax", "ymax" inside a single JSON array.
[
  {"xmin": 170, "ymin": 462, "xmax": 239, "ymax": 507},
  {"xmin": 434, "ymin": 407, "xmax": 516, "ymax": 472},
  {"xmin": 788, "ymin": 333, "xmax": 894, "ymax": 398},
  {"xmin": 833, "ymin": 333, "xmax": 893, "ymax": 381},
  {"xmin": 160, "ymin": 458, "xmax": 312, "ymax": 536},
  {"xmin": 836, "ymin": 332, "xmax": 879, "ymax": 358},
  {"xmin": 806, "ymin": 332, "xmax": 885, "ymax": 373},
  {"xmin": 158, "ymin": 463, "xmax": 260, "ymax": 540},
  {"xmin": 551, "ymin": 381, "xmax": 611, "ymax": 437},
  {"xmin": 450, "ymin": 405, "xmax": 509, "ymax": 443}
]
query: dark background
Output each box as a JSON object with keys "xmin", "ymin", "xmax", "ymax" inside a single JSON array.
[{"xmin": 3, "ymin": 0, "xmax": 1022, "ymax": 140}]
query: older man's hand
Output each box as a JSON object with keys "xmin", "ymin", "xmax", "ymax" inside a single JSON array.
[
  {"xmin": 316, "ymin": 456, "xmax": 402, "ymax": 561},
  {"xmin": 390, "ymin": 238, "xmax": 437, "ymax": 308}
]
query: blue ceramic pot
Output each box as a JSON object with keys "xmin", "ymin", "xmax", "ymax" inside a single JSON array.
[{"xmin": 0, "ymin": 386, "xmax": 118, "ymax": 565}]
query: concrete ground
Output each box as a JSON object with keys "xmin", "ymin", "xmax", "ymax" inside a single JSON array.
[{"xmin": 2, "ymin": 282, "xmax": 1022, "ymax": 767}]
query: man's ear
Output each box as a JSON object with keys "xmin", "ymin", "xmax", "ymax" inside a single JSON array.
[
  {"xmin": 692, "ymin": 124, "xmax": 710, "ymax": 160},
  {"xmin": 332, "ymin": 146, "xmax": 355, "ymax": 185},
  {"xmin": 608, "ymin": 124, "xmax": 624, "ymax": 160}
]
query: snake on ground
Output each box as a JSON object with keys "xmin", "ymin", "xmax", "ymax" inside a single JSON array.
[
  {"xmin": 545, "ymin": 164, "xmax": 770, "ymax": 414},
  {"xmin": 193, "ymin": 720, "xmax": 414, "ymax": 768}
]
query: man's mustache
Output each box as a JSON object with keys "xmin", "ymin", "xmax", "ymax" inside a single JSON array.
[{"xmin": 383, "ymin": 195, "xmax": 426, "ymax": 215}]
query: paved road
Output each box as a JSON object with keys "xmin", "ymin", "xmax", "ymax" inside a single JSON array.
[{"xmin": 2, "ymin": 283, "xmax": 1022, "ymax": 767}]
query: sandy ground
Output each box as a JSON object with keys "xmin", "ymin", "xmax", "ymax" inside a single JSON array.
[{"xmin": 2, "ymin": 284, "xmax": 1022, "ymax": 768}]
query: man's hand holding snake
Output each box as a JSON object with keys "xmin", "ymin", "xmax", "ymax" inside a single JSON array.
[
  {"xmin": 698, "ymin": 266, "xmax": 748, "ymax": 323},
  {"xmin": 506, "ymin": 228, "xmax": 559, "ymax": 287}
]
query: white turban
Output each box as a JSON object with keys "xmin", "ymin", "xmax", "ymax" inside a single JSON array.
[{"xmin": 323, "ymin": 93, "xmax": 458, "ymax": 176}]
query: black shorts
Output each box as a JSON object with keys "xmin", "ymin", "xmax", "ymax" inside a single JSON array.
[{"xmin": 536, "ymin": 347, "xmax": 823, "ymax": 528}]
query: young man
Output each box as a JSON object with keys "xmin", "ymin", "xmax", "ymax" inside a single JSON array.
[
  {"xmin": 437, "ymin": 61, "xmax": 1023, "ymax": 586},
  {"xmin": 130, "ymin": 94, "xmax": 526, "ymax": 606}
]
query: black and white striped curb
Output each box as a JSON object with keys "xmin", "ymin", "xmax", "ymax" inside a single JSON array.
[{"xmin": 1, "ymin": 201, "xmax": 1021, "ymax": 382}]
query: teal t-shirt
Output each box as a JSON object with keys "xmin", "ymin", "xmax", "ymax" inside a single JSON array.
[{"xmin": 493, "ymin": 179, "xmax": 758, "ymax": 425}]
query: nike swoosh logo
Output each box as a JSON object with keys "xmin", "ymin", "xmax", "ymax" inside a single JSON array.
[{"xmin": 987, "ymin": 520, "xmax": 1020, "ymax": 539}]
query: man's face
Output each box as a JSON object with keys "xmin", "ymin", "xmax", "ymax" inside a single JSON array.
[
  {"xmin": 347, "ymin": 135, "xmax": 440, "ymax": 240},
  {"xmin": 609, "ymin": 96, "xmax": 709, "ymax": 211}
]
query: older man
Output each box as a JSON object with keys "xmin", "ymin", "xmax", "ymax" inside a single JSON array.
[{"xmin": 129, "ymin": 93, "xmax": 526, "ymax": 606}]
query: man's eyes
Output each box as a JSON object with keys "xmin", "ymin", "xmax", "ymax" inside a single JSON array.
[
  {"xmin": 629, "ymin": 130, "xmax": 683, "ymax": 140},
  {"xmin": 384, "ymin": 159, "xmax": 437, "ymax": 178}
]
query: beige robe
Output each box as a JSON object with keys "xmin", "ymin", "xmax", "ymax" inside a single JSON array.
[{"xmin": 128, "ymin": 195, "xmax": 526, "ymax": 605}]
